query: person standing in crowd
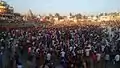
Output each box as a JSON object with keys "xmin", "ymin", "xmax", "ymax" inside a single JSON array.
[
  {"xmin": 60, "ymin": 49, "xmax": 66, "ymax": 68},
  {"xmin": 42, "ymin": 52, "xmax": 51, "ymax": 68},
  {"xmin": 0, "ymin": 52, "xmax": 3, "ymax": 68},
  {"xmin": 1, "ymin": 23, "xmax": 120, "ymax": 68},
  {"xmin": 114, "ymin": 53, "xmax": 120, "ymax": 68},
  {"xmin": 96, "ymin": 52, "xmax": 101, "ymax": 68},
  {"xmin": 104, "ymin": 53, "xmax": 110, "ymax": 68}
]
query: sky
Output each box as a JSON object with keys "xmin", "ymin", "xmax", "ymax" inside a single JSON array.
[{"xmin": 5, "ymin": 0, "xmax": 120, "ymax": 15}]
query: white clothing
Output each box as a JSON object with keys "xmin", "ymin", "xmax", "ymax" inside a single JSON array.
[
  {"xmin": 85, "ymin": 49, "xmax": 90, "ymax": 56},
  {"xmin": 32, "ymin": 42, "xmax": 35, "ymax": 45},
  {"xmin": 105, "ymin": 54, "xmax": 110, "ymax": 61},
  {"xmin": 69, "ymin": 46, "xmax": 73, "ymax": 51},
  {"xmin": 10, "ymin": 38, "xmax": 13, "ymax": 40},
  {"xmin": 47, "ymin": 53, "xmax": 51, "ymax": 61},
  {"xmin": 0, "ymin": 39, "xmax": 4, "ymax": 41},
  {"xmin": 40, "ymin": 65, "xmax": 49, "ymax": 68},
  {"xmin": 32, "ymin": 36, "xmax": 36, "ymax": 40},
  {"xmin": 88, "ymin": 44, "xmax": 91, "ymax": 51},
  {"xmin": 16, "ymin": 30, "xmax": 19, "ymax": 32},
  {"xmin": 96, "ymin": 53, "xmax": 101, "ymax": 61},
  {"xmin": 17, "ymin": 65, "xmax": 22, "ymax": 68},
  {"xmin": 26, "ymin": 40, "xmax": 30, "ymax": 43},
  {"xmin": 77, "ymin": 50, "xmax": 80, "ymax": 54},
  {"xmin": 72, "ymin": 51, "xmax": 76, "ymax": 56},
  {"xmin": 101, "ymin": 46, "xmax": 105, "ymax": 52},
  {"xmin": 115, "ymin": 54, "xmax": 120, "ymax": 62},
  {"xmin": 36, "ymin": 48, "xmax": 40, "ymax": 53},
  {"xmin": 73, "ymin": 46, "xmax": 76, "ymax": 50},
  {"xmin": 3, "ymin": 34, "xmax": 6, "ymax": 36},
  {"xmin": 15, "ymin": 44, "xmax": 18, "ymax": 47},
  {"xmin": 61, "ymin": 51, "xmax": 65, "ymax": 57}
]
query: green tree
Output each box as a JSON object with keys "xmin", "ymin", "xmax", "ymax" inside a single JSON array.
[
  {"xmin": 55, "ymin": 13, "xmax": 60, "ymax": 17},
  {"xmin": 49, "ymin": 13, "xmax": 53, "ymax": 17},
  {"xmin": 83, "ymin": 15, "xmax": 87, "ymax": 19},
  {"xmin": 96, "ymin": 15, "xmax": 99, "ymax": 18},
  {"xmin": 70, "ymin": 13, "xmax": 72, "ymax": 16},
  {"xmin": 104, "ymin": 13, "xmax": 108, "ymax": 16},
  {"xmin": 91, "ymin": 15, "xmax": 94, "ymax": 17},
  {"xmin": 75, "ymin": 13, "xmax": 82, "ymax": 19},
  {"xmin": 99, "ymin": 13, "xmax": 104, "ymax": 16}
]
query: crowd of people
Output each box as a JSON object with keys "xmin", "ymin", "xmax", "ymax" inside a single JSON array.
[{"xmin": 0, "ymin": 22, "xmax": 120, "ymax": 68}]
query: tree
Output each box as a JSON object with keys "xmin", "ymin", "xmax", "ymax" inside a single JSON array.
[
  {"xmin": 83, "ymin": 15, "xmax": 87, "ymax": 19},
  {"xmin": 91, "ymin": 15, "xmax": 94, "ymax": 17},
  {"xmin": 55, "ymin": 13, "xmax": 60, "ymax": 17},
  {"xmin": 69, "ymin": 13, "xmax": 72, "ymax": 16},
  {"xmin": 104, "ymin": 13, "xmax": 108, "ymax": 16},
  {"xmin": 49, "ymin": 13, "xmax": 53, "ymax": 17},
  {"xmin": 99, "ymin": 13, "xmax": 104, "ymax": 16},
  {"xmin": 113, "ymin": 12, "xmax": 119, "ymax": 16},
  {"xmin": 96, "ymin": 15, "xmax": 99, "ymax": 18},
  {"xmin": 75, "ymin": 13, "xmax": 82, "ymax": 19}
]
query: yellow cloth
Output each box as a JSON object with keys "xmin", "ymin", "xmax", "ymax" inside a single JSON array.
[{"xmin": 0, "ymin": 6, "xmax": 6, "ymax": 9}]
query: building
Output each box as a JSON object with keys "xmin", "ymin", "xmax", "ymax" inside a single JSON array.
[{"xmin": 99, "ymin": 15, "xmax": 114, "ymax": 21}]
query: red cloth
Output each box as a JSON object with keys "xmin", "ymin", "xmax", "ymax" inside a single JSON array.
[
  {"xmin": 91, "ymin": 53, "xmax": 97, "ymax": 62},
  {"xmin": 28, "ymin": 47, "xmax": 31, "ymax": 54}
]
